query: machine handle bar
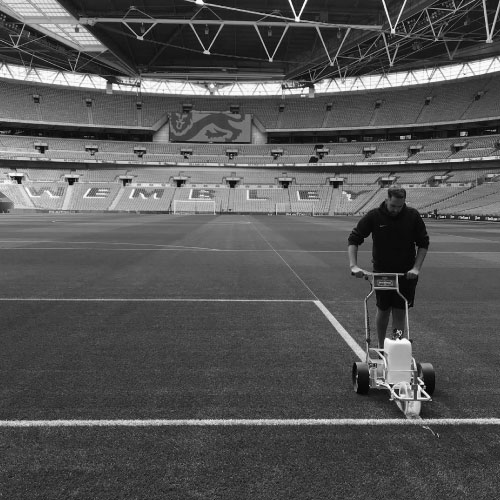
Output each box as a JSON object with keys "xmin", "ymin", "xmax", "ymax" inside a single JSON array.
[{"xmin": 351, "ymin": 271, "xmax": 406, "ymax": 279}]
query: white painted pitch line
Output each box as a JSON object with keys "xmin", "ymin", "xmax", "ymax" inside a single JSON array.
[
  {"xmin": 0, "ymin": 247, "xmax": 230, "ymax": 252},
  {"xmin": 1, "ymin": 418, "xmax": 500, "ymax": 428},
  {"xmin": 0, "ymin": 298, "xmax": 314, "ymax": 302},
  {"xmin": 314, "ymin": 300, "xmax": 365, "ymax": 361},
  {"xmin": 0, "ymin": 240, "xmax": 224, "ymax": 251},
  {"xmin": 0, "ymin": 247, "xmax": 356, "ymax": 253},
  {"xmin": 2, "ymin": 243, "xmax": 497, "ymax": 254}
]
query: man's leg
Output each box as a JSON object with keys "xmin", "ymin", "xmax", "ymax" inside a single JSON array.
[
  {"xmin": 391, "ymin": 276, "xmax": 416, "ymax": 335},
  {"xmin": 375, "ymin": 307, "xmax": 391, "ymax": 348},
  {"xmin": 391, "ymin": 307, "xmax": 406, "ymax": 333}
]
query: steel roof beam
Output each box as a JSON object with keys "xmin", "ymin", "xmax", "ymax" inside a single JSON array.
[
  {"xmin": 180, "ymin": 0, "xmax": 379, "ymax": 29},
  {"xmin": 320, "ymin": 26, "xmax": 352, "ymax": 68},
  {"xmin": 381, "ymin": 0, "xmax": 409, "ymax": 34},
  {"xmin": 254, "ymin": 24, "xmax": 290, "ymax": 63},
  {"xmin": 483, "ymin": 0, "xmax": 500, "ymax": 43},
  {"xmin": 190, "ymin": 22, "xmax": 224, "ymax": 55},
  {"xmin": 78, "ymin": 18, "xmax": 382, "ymax": 32},
  {"xmin": 286, "ymin": 0, "xmax": 310, "ymax": 23}
]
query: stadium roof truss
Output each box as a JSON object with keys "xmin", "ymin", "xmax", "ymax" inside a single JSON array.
[{"xmin": 1, "ymin": 0, "xmax": 500, "ymax": 94}]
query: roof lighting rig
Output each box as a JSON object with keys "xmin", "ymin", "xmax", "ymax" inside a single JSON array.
[{"xmin": 0, "ymin": 0, "xmax": 499, "ymax": 86}]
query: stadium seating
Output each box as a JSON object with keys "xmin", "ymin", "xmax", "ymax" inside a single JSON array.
[
  {"xmin": 112, "ymin": 186, "xmax": 176, "ymax": 211},
  {"xmin": 403, "ymin": 187, "xmax": 471, "ymax": 210},
  {"xmin": 2, "ymin": 132, "xmax": 500, "ymax": 166},
  {"xmin": 1, "ymin": 166, "xmax": 498, "ymax": 215},
  {"xmin": 23, "ymin": 169, "xmax": 68, "ymax": 181},
  {"xmin": 334, "ymin": 186, "xmax": 381, "ymax": 215},
  {"xmin": 173, "ymin": 186, "xmax": 230, "ymax": 212},
  {"xmin": 1, "ymin": 74, "xmax": 500, "ymax": 216},
  {"xmin": 2, "ymin": 73, "xmax": 500, "ymax": 132},
  {"xmin": 425, "ymin": 182, "xmax": 500, "ymax": 214},
  {"xmin": 0, "ymin": 183, "xmax": 35, "ymax": 209},
  {"xmin": 24, "ymin": 182, "xmax": 67, "ymax": 210},
  {"xmin": 393, "ymin": 171, "xmax": 446, "ymax": 184},
  {"xmin": 67, "ymin": 183, "xmax": 122, "ymax": 211},
  {"xmin": 229, "ymin": 188, "xmax": 290, "ymax": 213},
  {"xmin": 460, "ymin": 199, "xmax": 500, "ymax": 215},
  {"xmin": 76, "ymin": 169, "xmax": 127, "ymax": 182}
]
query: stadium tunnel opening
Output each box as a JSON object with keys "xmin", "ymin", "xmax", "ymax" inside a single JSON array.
[
  {"xmin": 225, "ymin": 174, "xmax": 241, "ymax": 188},
  {"xmin": 174, "ymin": 178, "xmax": 187, "ymax": 187},
  {"xmin": 329, "ymin": 177, "xmax": 344, "ymax": 188},
  {"xmin": 0, "ymin": 194, "xmax": 13, "ymax": 213}
]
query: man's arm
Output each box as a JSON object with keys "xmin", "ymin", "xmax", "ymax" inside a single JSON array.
[
  {"xmin": 406, "ymin": 247, "xmax": 428, "ymax": 279},
  {"xmin": 348, "ymin": 244, "xmax": 366, "ymax": 277},
  {"xmin": 407, "ymin": 213, "xmax": 430, "ymax": 279},
  {"xmin": 347, "ymin": 212, "xmax": 372, "ymax": 278}
]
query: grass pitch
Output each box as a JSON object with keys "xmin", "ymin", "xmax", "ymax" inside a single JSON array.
[{"xmin": 0, "ymin": 213, "xmax": 499, "ymax": 499}]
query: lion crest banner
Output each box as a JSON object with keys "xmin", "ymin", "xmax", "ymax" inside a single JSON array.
[{"xmin": 169, "ymin": 111, "xmax": 252, "ymax": 143}]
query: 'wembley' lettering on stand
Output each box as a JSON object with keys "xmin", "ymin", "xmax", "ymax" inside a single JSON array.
[
  {"xmin": 298, "ymin": 190, "xmax": 320, "ymax": 200},
  {"xmin": 130, "ymin": 189, "xmax": 164, "ymax": 199},
  {"xmin": 26, "ymin": 187, "xmax": 64, "ymax": 198},
  {"xmin": 84, "ymin": 188, "xmax": 111, "ymax": 198},
  {"xmin": 342, "ymin": 190, "xmax": 371, "ymax": 200}
]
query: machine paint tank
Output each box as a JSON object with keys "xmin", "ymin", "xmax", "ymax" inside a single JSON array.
[{"xmin": 384, "ymin": 337, "xmax": 412, "ymax": 384}]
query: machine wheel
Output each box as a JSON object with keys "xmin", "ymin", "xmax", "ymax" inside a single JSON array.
[
  {"xmin": 352, "ymin": 362, "xmax": 370, "ymax": 394},
  {"xmin": 417, "ymin": 362, "xmax": 435, "ymax": 396}
]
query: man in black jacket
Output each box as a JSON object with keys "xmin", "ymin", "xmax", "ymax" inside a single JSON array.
[{"xmin": 348, "ymin": 187, "xmax": 429, "ymax": 348}]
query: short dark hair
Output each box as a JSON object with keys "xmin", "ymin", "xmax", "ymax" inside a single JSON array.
[{"xmin": 388, "ymin": 187, "xmax": 406, "ymax": 199}]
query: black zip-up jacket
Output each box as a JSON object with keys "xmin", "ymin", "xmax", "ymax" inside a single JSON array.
[{"xmin": 348, "ymin": 201, "xmax": 430, "ymax": 272}]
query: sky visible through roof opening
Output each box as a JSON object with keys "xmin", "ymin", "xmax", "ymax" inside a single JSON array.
[{"xmin": 0, "ymin": 0, "xmax": 103, "ymax": 49}]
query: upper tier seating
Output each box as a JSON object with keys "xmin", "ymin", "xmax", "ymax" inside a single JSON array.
[{"xmin": 1, "ymin": 73, "xmax": 500, "ymax": 131}]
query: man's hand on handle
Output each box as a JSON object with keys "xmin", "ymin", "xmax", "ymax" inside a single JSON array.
[
  {"xmin": 350, "ymin": 265, "xmax": 367, "ymax": 278},
  {"xmin": 406, "ymin": 268, "xmax": 420, "ymax": 280}
]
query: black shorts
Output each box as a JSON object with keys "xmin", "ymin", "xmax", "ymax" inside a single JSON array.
[{"xmin": 375, "ymin": 275, "xmax": 418, "ymax": 310}]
